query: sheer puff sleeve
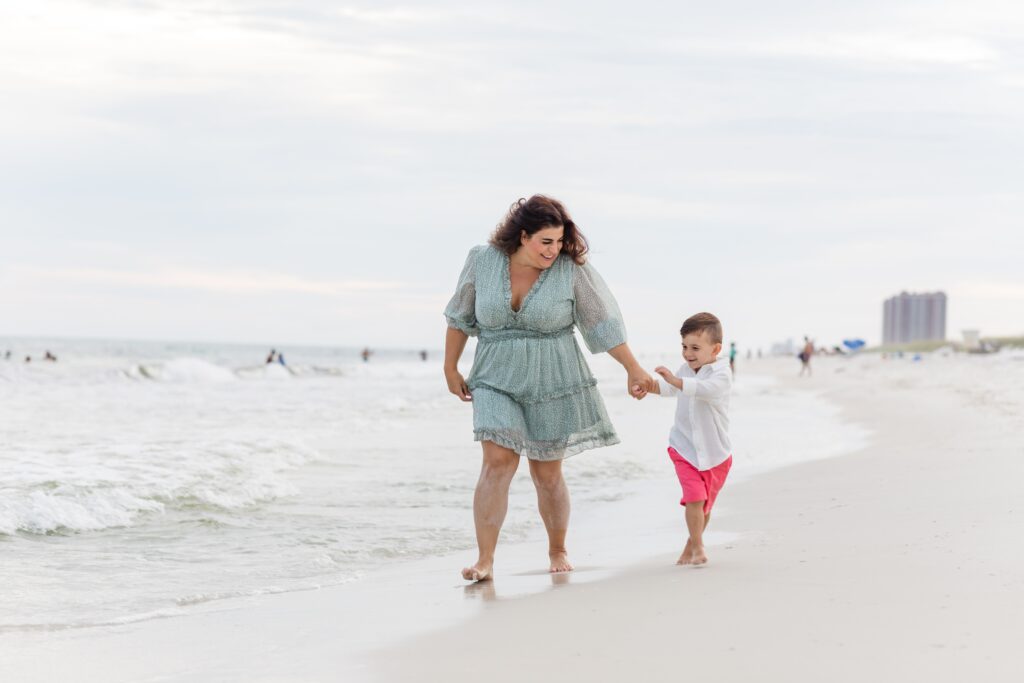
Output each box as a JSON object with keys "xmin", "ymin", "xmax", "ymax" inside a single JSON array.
[
  {"xmin": 572, "ymin": 260, "xmax": 627, "ymax": 353},
  {"xmin": 444, "ymin": 245, "xmax": 483, "ymax": 336}
]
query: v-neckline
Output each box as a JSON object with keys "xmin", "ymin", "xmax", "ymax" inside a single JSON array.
[{"xmin": 503, "ymin": 252, "xmax": 551, "ymax": 315}]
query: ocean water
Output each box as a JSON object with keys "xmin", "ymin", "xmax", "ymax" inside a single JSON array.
[{"xmin": 0, "ymin": 335, "xmax": 875, "ymax": 632}]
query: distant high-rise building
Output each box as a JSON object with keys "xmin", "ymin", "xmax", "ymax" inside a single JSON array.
[{"xmin": 882, "ymin": 291, "xmax": 947, "ymax": 345}]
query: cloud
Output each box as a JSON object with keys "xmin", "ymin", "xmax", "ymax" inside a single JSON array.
[
  {"xmin": 954, "ymin": 281, "xmax": 1024, "ymax": 301},
  {"xmin": 10, "ymin": 266, "xmax": 405, "ymax": 296},
  {"xmin": 751, "ymin": 32, "xmax": 1000, "ymax": 68},
  {"xmin": 2, "ymin": 0, "xmax": 1022, "ymax": 348}
]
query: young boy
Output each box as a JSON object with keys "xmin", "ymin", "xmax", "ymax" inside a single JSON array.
[{"xmin": 647, "ymin": 312, "xmax": 733, "ymax": 566}]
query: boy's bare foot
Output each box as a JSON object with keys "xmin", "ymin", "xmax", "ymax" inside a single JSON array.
[
  {"xmin": 689, "ymin": 547, "xmax": 708, "ymax": 566},
  {"xmin": 549, "ymin": 550, "xmax": 574, "ymax": 573},
  {"xmin": 676, "ymin": 539, "xmax": 693, "ymax": 565},
  {"xmin": 461, "ymin": 562, "xmax": 493, "ymax": 582}
]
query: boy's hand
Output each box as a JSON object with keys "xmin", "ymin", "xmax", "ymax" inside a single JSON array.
[{"xmin": 654, "ymin": 366, "xmax": 683, "ymax": 390}]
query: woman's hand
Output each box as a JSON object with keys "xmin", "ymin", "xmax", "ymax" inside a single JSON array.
[
  {"xmin": 606, "ymin": 344, "xmax": 655, "ymax": 400},
  {"xmin": 444, "ymin": 327, "xmax": 471, "ymax": 402},
  {"xmin": 445, "ymin": 367, "xmax": 472, "ymax": 402},
  {"xmin": 628, "ymin": 365, "xmax": 655, "ymax": 400}
]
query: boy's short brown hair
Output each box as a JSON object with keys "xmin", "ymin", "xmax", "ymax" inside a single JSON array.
[{"xmin": 680, "ymin": 312, "xmax": 723, "ymax": 344}]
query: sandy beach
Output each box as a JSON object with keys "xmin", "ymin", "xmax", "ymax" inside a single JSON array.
[
  {"xmin": 3, "ymin": 353, "xmax": 1022, "ymax": 682},
  {"xmin": 372, "ymin": 354, "xmax": 1024, "ymax": 682},
  {"xmin": 6, "ymin": 2, "xmax": 1024, "ymax": 680}
]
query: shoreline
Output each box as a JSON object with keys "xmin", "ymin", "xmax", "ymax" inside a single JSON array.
[
  {"xmin": 6, "ymin": 356, "xmax": 1005, "ymax": 682},
  {"xmin": 367, "ymin": 356, "xmax": 1024, "ymax": 682}
]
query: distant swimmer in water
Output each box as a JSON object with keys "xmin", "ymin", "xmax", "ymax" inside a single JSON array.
[
  {"xmin": 420, "ymin": 350, "xmax": 428, "ymax": 362},
  {"xmin": 43, "ymin": 350, "xmax": 57, "ymax": 362},
  {"xmin": 24, "ymin": 355, "xmax": 32, "ymax": 363},
  {"xmin": 3, "ymin": 350, "xmax": 11, "ymax": 360},
  {"xmin": 361, "ymin": 347, "xmax": 372, "ymax": 363}
]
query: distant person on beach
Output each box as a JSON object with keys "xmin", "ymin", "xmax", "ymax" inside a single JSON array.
[
  {"xmin": 419, "ymin": 350, "xmax": 428, "ymax": 362},
  {"xmin": 444, "ymin": 195, "xmax": 652, "ymax": 582},
  {"xmin": 43, "ymin": 350, "xmax": 57, "ymax": 362},
  {"xmin": 361, "ymin": 347, "xmax": 372, "ymax": 363},
  {"xmin": 799, "ymin": 336, "xmax": 814, "ymax": 376},
  {"xmin": 3, "ymin": 350, "xmax": 10, "ymax": 360},
  {"xmin": 728, "ymin": 341, "xmax": 737, "ymax": 376},
  {"xmin": 266, "ymin": 349, "xmax": 277, "ymax": 364},
  {"xmin": 643, "ymin": 312, "xmax": 733, "ymax": 566},
  {"xmin": 277, "ymin": 352, "xmax": 286, "ymax": 366}
]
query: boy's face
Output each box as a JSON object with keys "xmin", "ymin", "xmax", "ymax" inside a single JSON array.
[{"xmin": 681, "ymin": 330, "xmax": 722, "ymax": 371}]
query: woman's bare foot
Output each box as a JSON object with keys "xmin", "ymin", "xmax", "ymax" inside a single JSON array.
[
  {"xmin": 676, "ymin": 539, "xmax": 693, "ymax": 565},
  {"xmin": 549, "ymin": 550, "xmax": 574, "ymax": 573},
  {"xmin": 461, "ymin": 562, "xmax": 493, "ymax": 582},
  {"xmin": 689, "ymin": 546, "xmax": 708, "ymax": 566}
]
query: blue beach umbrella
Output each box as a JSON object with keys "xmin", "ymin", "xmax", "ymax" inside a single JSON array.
[{"xmin": 842, "ymin": 339, "xmax": 866, "ymax": 351}]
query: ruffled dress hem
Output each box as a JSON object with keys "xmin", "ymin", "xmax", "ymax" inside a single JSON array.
[{"xmin": 474, "ymin": 429, "xmax": 621, "ymax": 461}]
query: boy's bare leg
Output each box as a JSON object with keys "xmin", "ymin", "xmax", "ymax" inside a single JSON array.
[
  {"xmin": 528, "ymin": 459, "xmax": 573, "ymax": 573},
  {"xmin": 677, "ymin": 538, "xmax": 693, "ymax": 565},
  {"xmin": 462, "ymin": 441, "xmax": 520, "ymax": 581},
  {"xmin": 681, "ymin": 501, "xmax": 709, "ymax": 565},
  {"xmin": 677, "ymin": 510, "xmax": 714, "ymax": 564}
]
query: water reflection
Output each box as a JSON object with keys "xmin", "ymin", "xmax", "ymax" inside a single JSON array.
[
  {"xmin": 463, "ymin": 580, "xmax": 497, "ymax": 602},
  {"xmin": 461, "ymin": 569, "xmax": 574, "ymax": 603}
]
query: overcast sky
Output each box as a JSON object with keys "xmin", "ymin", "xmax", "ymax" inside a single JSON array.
[{"xmin": 2, "ymin": 0, "xmax": 1022, "ymax": 353}]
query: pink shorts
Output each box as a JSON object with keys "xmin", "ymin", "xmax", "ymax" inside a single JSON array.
[{"xmin": 667, "ymin": 447, "xmax": 732, "ymax": 515}]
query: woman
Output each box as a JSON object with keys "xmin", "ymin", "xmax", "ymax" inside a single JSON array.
[{"xmin": 444, "ymin": 195, "xmax": 653, "ymax": 581}]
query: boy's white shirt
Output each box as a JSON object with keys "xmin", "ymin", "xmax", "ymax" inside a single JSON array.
[{"xmin": 656, "ymin": 357, "xmax": 732, "ymax": 471}]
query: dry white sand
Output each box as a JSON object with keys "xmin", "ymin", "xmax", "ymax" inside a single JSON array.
[{"xmin": 370, "ymin": 357, "xmax": 1024, "ymax": 682}]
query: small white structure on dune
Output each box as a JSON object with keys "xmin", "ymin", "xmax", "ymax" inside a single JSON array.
[{"xmin": 962, "ymin": 329, "xmax": 981, "ymax": 352}]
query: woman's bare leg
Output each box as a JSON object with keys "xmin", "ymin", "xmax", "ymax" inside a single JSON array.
[
  {"xmin": 528, "ymin": 459, "xmax": 573, "ymax": 573},
  {"xmin": 462, "ymin": 441, "xmax": 520, "ymax": 581}
]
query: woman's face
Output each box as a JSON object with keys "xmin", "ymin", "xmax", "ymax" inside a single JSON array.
[{"xmin": 518, "ymin": 225, "xmax": 564, "ymax": 269}]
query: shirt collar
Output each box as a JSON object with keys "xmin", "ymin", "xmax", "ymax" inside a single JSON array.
[{"xmin": 679, "ymin": 357, "xmax": 728, "ymax": 377}]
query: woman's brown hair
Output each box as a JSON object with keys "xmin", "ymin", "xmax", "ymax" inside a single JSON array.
[{"xmin": 490, "ymin": 195, "xmax": 589, "ymax": 265}]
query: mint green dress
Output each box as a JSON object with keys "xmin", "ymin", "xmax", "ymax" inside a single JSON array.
[{"xmin": 444, "ymin": 244, "xmax": 626, "ymax": 460}]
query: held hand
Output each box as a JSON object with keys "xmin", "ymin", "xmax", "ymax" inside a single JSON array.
[
  {"xmin": 628, "ymin": 367, "xmax": 655, "ymax": 400},
  {"xmin": 445, "ymin": 368, "xmax": 472, "ymax": 402},
  {"xmin": 654, "ymin": 366, "xmax": 683, "ymax": 390}
]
